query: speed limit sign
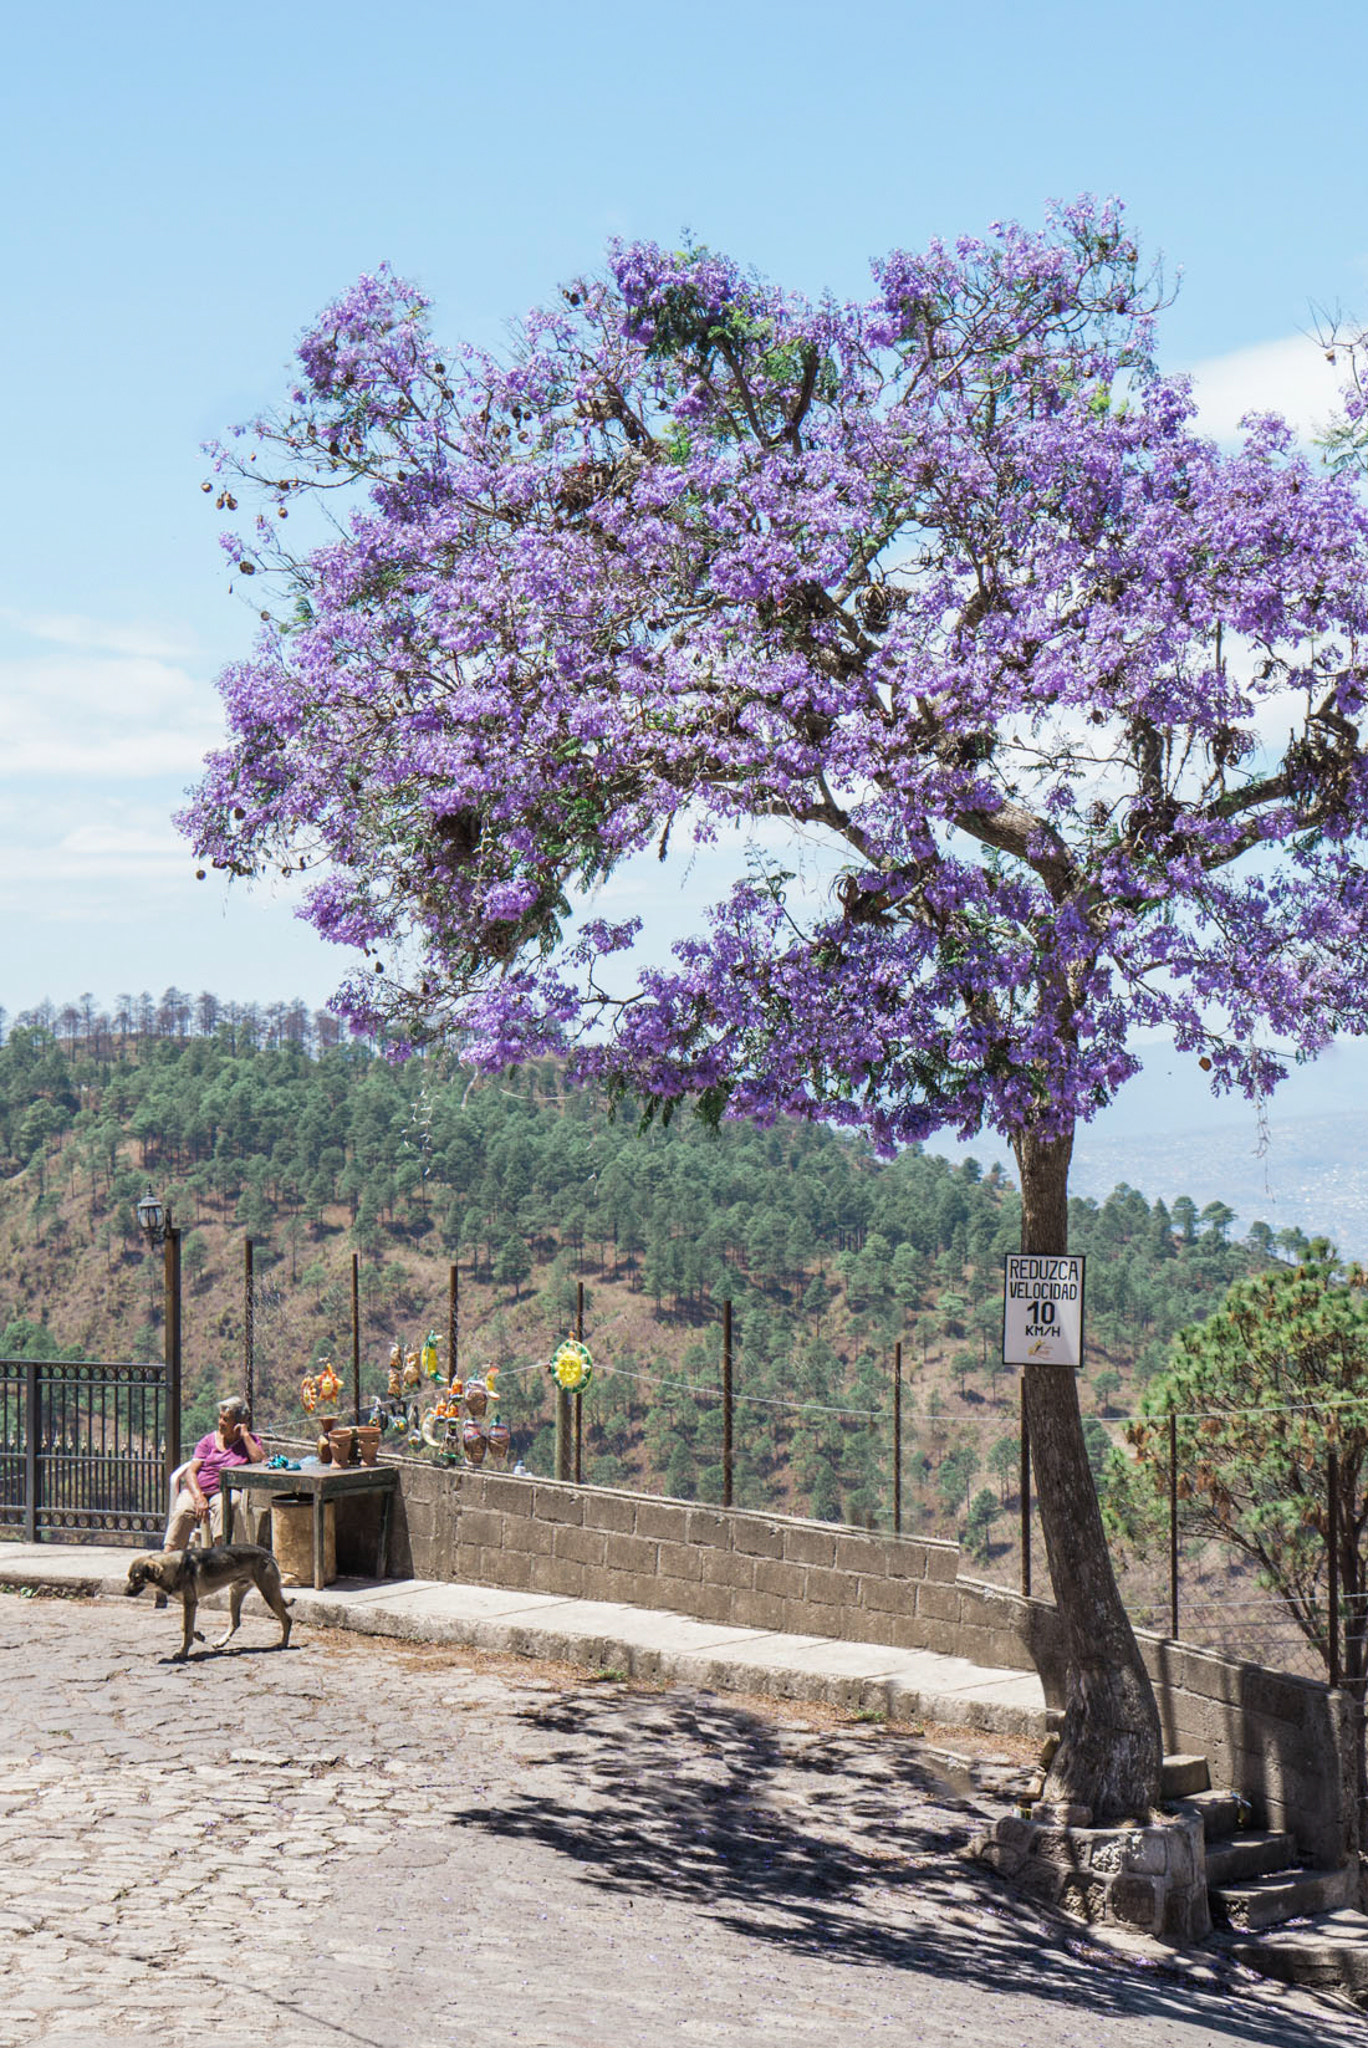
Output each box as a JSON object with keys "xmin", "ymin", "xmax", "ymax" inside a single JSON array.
[{"xmin": 1002, "ymin": 1254, "xmax": 1085, "ymax": 1368}]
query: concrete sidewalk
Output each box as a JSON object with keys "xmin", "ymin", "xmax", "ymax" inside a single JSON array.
[{"xmin": 0, "ymin": 1541, "xmax": 1049, "ymax": 1736}]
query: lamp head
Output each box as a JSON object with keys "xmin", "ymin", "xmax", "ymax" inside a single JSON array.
[{"xmin": 136, "ymin": 1189, "xmax": 166, "ymax": 1246}]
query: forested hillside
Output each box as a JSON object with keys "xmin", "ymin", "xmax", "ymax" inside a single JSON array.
[{"xmin": 0, "ymin": 994, "xmax": 1291, "ymax": 1560}]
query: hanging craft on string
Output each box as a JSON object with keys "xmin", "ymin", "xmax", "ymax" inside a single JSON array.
[{"xmin": 548, "ymin": 1338, "xmax": 593, "ymax": 1393}]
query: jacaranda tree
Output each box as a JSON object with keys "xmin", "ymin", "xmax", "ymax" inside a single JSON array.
[{"xmin": 184, "ymin": 200, "xmax": 1368, "ymax": 1821}]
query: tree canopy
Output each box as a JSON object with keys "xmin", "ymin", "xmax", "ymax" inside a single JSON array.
[
  {"xmin": 1109, "ymin": 1258, "xmax": 1368, "ymax": 1693},
  {"xmin": 186, "ymin": 199, "xmax": 1368, "ymax": 1161}
]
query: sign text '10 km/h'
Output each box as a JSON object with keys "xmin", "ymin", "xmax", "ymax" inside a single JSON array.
[{"xmin": 1001, "ymin": 1254, "xmax": 1086, "ymax": 1369}]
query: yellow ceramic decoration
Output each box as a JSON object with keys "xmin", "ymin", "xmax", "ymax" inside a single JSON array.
[
  {"xmin": 421, "ymin": 1330, "xmax": 442, "ymax": 1379},
  {"xmin": 403, "ymin": 1348, "xmax": 422, "ymax": 1390},
  {"xmin": 300, "ymin": 1375, "xmax": 319, "ymax": 1414},
  {"xmin": 548, "ymin": 1339, "xmax": 593, "ymax": 1392}
]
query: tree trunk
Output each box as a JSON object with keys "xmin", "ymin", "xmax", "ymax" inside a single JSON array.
[{"xmin": 1013, "ymin": 1125, "xmax": 1162, "ymax": 1823}]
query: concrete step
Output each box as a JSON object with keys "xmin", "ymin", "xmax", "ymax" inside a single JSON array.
[
  {"xmin": 1177, "ymin": 1788, "xmax": 1247, "ymax": 1842},
  {"xmin": 1211, "ymin": 1863, "xmax": 1357, "ymax": 1932},
  {"xmin": 1204, "ymin": 1831, "xmax": 1298, "ymax": 1886},
  {"xmin": 1161, "ymin": 1752, "xmax": 1209, "ymax": 1799},
  {"xmin": 1221, "ymin": 1909, "xmax": 1368, "ymax": 2007}
]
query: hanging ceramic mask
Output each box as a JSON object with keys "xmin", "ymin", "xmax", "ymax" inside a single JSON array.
[
  {"xmin": 300, "ymin": 1375, "xmax": 319, "ymax": 1415},
  {"xmin": 548, "ymin": 1339, "xmax": 593, "ymax": 1392}
]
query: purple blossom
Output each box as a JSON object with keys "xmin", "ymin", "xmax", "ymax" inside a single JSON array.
[{"xmin": 181, "ymin": 197, "xmax": 1368, "ymax": 1166}]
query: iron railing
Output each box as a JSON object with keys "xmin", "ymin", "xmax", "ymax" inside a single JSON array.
[{"xmin": 0, "ymin": 1358, "xmax": 169, "ymax": 1545}]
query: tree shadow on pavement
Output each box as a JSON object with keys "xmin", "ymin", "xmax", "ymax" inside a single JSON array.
[{"xmin": 450, "ymin": 1688, "xmax": 1355, "ymax": 2046}]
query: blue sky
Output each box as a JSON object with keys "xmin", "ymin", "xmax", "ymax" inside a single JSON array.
[{"xmin": 1, "ymin": 0, "xmax": 1366, "ymax": 1145}]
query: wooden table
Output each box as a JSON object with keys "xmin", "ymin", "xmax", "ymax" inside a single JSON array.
[{"xmin": 220, "ymin": 1464, "xmax": 398, "ymax": 1590}]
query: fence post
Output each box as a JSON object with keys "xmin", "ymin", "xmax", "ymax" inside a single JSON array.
[
  {"xmin": 448, "ymin": 1263, "xmax": 459, "ymax": 1381},
  {"xmin": 351, "ymin": 1251, "xmax": 361, "ymax": 1424},
  {"xmin": 555, "ymin": 1282, "xmax": 579, "ymax": 1484},
  {"xmin": 722, "ymin": 1298, "xmax": 734, "ymax": 1508},
  {"xmin": 165, "ymin": 1219, "xmax": 182, "ymax": 1477},
  {"xmin": 555, "ymin": 1387, "xmax": 572, "ymax": 1482},
  {"xmin": 892, "ymin": 1340, "xmax": 902, "ymax": 1535},
  {"xmin": 243, "ymin": 1238, "xmax": 254, "ymax": 1419},
  {"xmin": 1019, "ymin": 1376, "xmax": 1030, "ymax": 1598},
  {"xmin": 574, "ymin": 1280, "xmax": 584, "ymax": 1485},
  {"xmin": 1169, "ymin": 1411, "xmax": 1179, "ymax": 1640},
  {"xmin": 1329, "ymin": 1446, "xmax": 1341, "ymax": 1691},
  {"xmin": 23, "ymin": 1359, "xmax": 38, "ymax": 1544}
]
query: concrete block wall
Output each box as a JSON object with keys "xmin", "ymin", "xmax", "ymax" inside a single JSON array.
[
  {"xmin": 381, "ymin": 1456, "xmax": 1354, "ymax": 1868},
  {"xmin": 1136, "ymin": 1633, "xmax": 1358, "ymax": 1870},
  {"xmin": 389, "ymin": 1458, "xmax": 971, "ymax": 1652}
]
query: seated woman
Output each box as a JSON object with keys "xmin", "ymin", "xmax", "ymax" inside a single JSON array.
[{"xmin": 165, "ymin": 1397, "xmax": 265, "ymax": 1550}]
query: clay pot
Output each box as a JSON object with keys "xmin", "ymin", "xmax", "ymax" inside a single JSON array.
[
  {"xmin": 329, "ymin": 1428, "xmax": 357, "ymax": 1469},
  {"xmin": 315, "ymin": 1416, "xmax": 337, "ymax": 1464},
  {"xmin": 486, "ymin": 1421, "xmax": 511, "ymax": 1468},
  {"xmin": 355, "ymin": 1425, "xmax": 381, "ymax": 1467},
  {"xmin": 462, "ymin": 1419, "xmax": 488, "ymax": 1466}
]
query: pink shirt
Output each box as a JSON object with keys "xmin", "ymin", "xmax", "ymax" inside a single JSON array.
[{"xmin": 191, "ymin": 1431, "xmax": 251, "ymax": 1499}]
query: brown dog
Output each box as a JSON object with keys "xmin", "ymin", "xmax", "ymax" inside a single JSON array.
[{"xmin": 125, "ymin": 1544, "xmax": 294, "ymax": 1661}]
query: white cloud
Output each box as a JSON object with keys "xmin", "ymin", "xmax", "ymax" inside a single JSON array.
[
  {"xmin": 0, "ymin": 608, "xmax": 198, "ymax": 662},
  {"xmin": 0, "ymin": 652, "xmax": 223, "ymax": 779},
  {"xmin": 0, "ymin": 796, "xmax": 197, "ymax": 918},
  {"xmin": 1184, "ymin": 332, "xmax": 1346, "ymax": 447}
]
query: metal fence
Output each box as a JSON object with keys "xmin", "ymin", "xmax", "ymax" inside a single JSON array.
[{"xmin": 0, "ymin": 1358, "xmax": 169, "ymax": 1545}]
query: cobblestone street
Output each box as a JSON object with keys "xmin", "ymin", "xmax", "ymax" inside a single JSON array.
[{"xmin": 0, "ymin": 1590, "xmax": 1363, "ymax": 2046}]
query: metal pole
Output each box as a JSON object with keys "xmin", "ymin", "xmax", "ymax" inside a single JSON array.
[
  {"xmin": 1329, "ymin": 1445, "xmax": 1341, "ymax": 1691},
  {"xmin": 1168, "ymin": 1412, "xmax": 1179, "ymax": 1640},
  {"xmin": 351, "ymin": 1251, "xmax": 361, "ymax": 1423},
  {"xmin": 574, "ymin": 1280, "xmax": 584, "ymax": 1485},
  {"xmin": 243, "ymin": 1238, "xmax": 254, "ymax": 1419},
  {"xmin": 165, "ymin": 1218, "xmax": 182, "ymax": 1477},
  {"xmin": 722, "ymin": 1298, "xmax": 733, "ymax": 1509},
  {"xmin": 1019, "ymin": 1376, "xmax": 1031, "ymax": 1599},
  {"xmin": 448, "ymin": 1264, "xmax": 459, "ymax": 1381},
  {"xmin": 892, "ymin": 1340, "xmax": 903, "ymax": 1535},
  {"xmin": 23, "ymin": 1359, "xmax": 38, "ymax": 1543}
]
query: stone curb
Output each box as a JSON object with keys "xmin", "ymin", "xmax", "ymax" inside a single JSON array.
[{"xmin": 0, "ymin": 1553, "xmax": 1049, "ymax": 1738}]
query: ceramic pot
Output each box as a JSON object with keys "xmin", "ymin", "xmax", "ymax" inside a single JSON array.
[
  {"xmin": 315, "ymin": 1416, "xmax": 337, "ymax": 1464},
  {"xmin": 329, "ymin": 1427, "xmax": 357, "ymax": 1469},
  {"xmin": 355, "ymin": 1425, "xmax": 382, "ymax": 1467},
  {"xmin": 485, "ymin": 1421, "xmax": 511, "ymax": 1468},
  {"xmin": 462, "ymin": 1419, "xmax": 488, "ymax": 1466}
]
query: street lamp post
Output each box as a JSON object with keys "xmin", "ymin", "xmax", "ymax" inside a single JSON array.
[{"xmin": 138, "ymin": 1190, "xmax": 182, "ymax": 1486}]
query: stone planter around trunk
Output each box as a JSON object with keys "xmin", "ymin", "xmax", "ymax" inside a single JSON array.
[{"xmin": 971, "ymin": 1808, "xmax": 1210, "ymax": 1945}]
